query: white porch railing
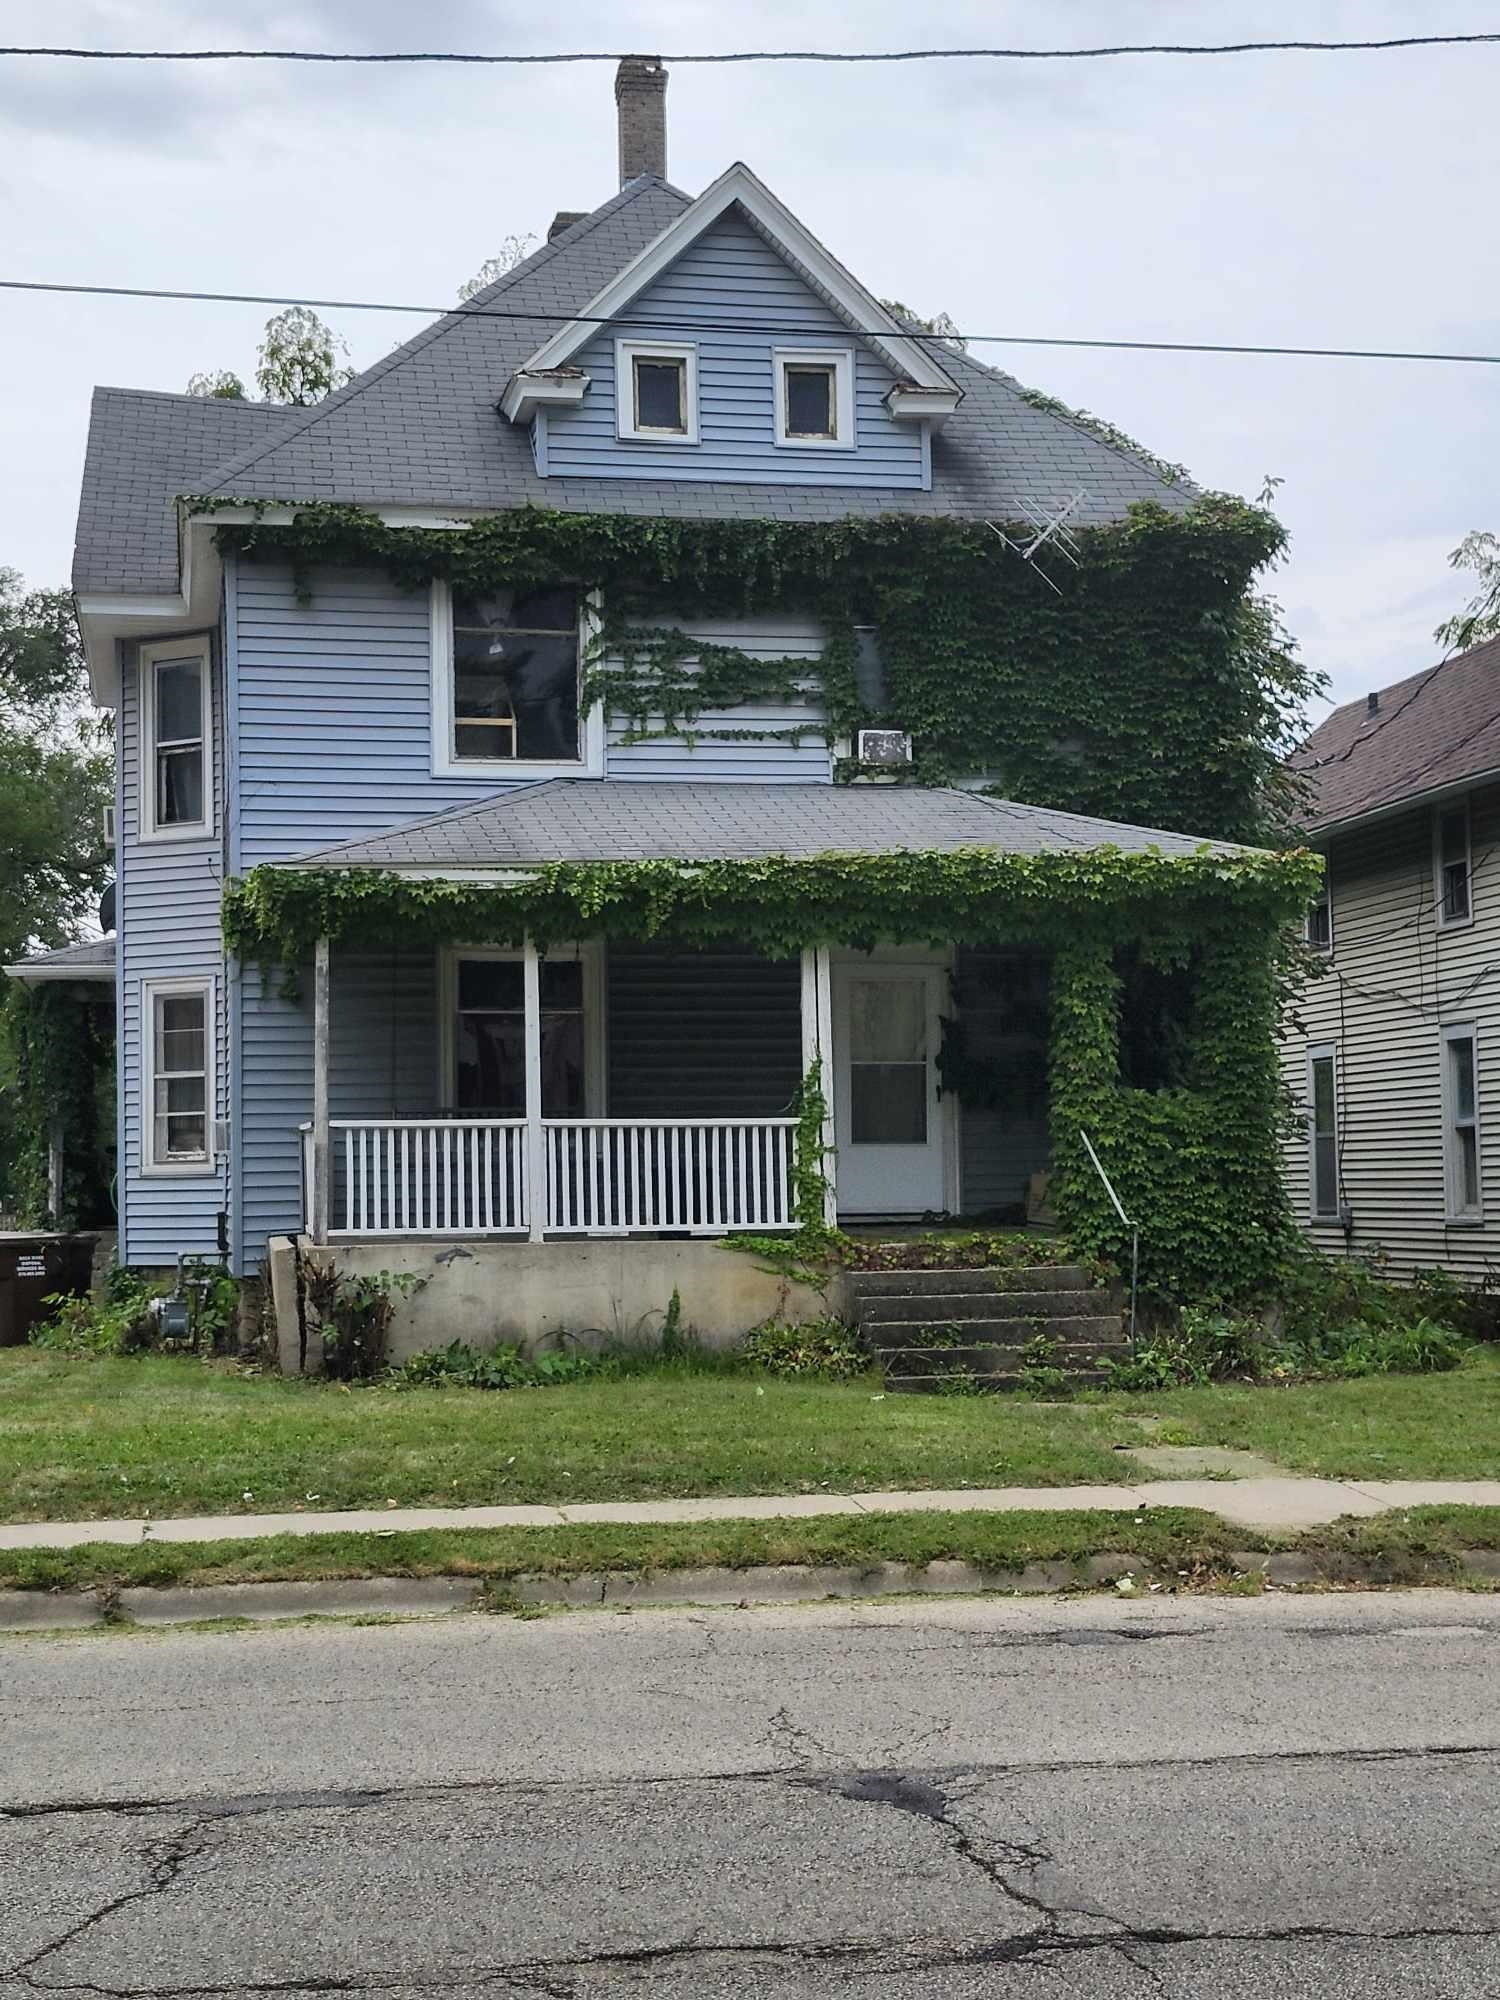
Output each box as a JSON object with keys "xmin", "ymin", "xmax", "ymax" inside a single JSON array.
[{"xmin": 300, "ymin": 1116, "xmax": 797, "ymax": 1238}]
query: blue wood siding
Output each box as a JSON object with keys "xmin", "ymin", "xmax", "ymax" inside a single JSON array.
[
  {"xmin": 605, "ymin": 615, "xmax": 831, "ymax": 782},
  {"xmin": 545, "ymin": 212, "xmax": 926, "ymax": 489},
  {"xmin": 117, "ymin": 637, "xmax": 228, "ymax": 1267}
]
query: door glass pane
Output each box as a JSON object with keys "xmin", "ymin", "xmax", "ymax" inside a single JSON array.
[
  {"xmin": 634, "ymin": 357, "xmax": 685, "ymax": 431},
  {"xmin": 1451, "ymin": 1036, "xmax": 1476, "ymax": 1122},
  {"xmin": 849, "ymin": 979, "xmax": 925, "ymax": 1064},
  {"xmin": 785, "ymin": 365, "xmax": 835, "ymax": 437},
  {"xmin": 155, "ymin": 661, "xmax": 202, "ymax": 742},
  {"xmin": 852, "ymin": 1063, "xmax": 927, "ymax": 1144}
]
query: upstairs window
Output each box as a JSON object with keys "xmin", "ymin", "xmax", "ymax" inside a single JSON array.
[
  {"xmin": 1306, "ymin": 874, "xmax": 1333, "ymax": 952},
  {"xmin": 1436, "ymin": 802, "xmax": 1472, "ymax": 926},
  {"xmin": 773, "ymin": 348, "xmax": 855, "ymax": 449},
  {"xmin": 446, "ymin": 585, "xmax": 582, "ymax": 766},
  {"xmin": 615, "ymin": 340, "xmax": 699, "ymax": 443},
  {"xmin": 1442, "ymin": 1023, "xmax": 1482, "ymax": 1221},
  {"xmin": 141, "ymin": 642, "xmax": 210, "ymax": 839}
]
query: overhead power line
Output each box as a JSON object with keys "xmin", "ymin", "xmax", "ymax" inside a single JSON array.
[
  {"xmin": 3, "ymin": 275, "xmax": 1499, "ymax": 370},
  {"xmin": 1, "ymin": 36, "xmax": 1499, "ymax": 64}
]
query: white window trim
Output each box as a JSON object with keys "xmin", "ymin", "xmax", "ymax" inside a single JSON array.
[
  {"xmin": 772, "ymin": 347, "xmax": 856, "ymax": 450},
  {"xmin": 141, "ymin": 975, "xmax": 217, "ymax": 1178},
  {"xmin": 429, "ymin": 580, "xmax": 605, "ymax": 780},
  {"xmin": 1306, "ymin": 1041, "xmax": 1340, "ymax": 1223},
  {"xmin": 139, "ymin": 639, "xmax": 212, "ymax": 843},
  {"xmin": 1434, "ymin": 799, "xmax": 1474, "ymax": 931},
  {"xmin": 614, "ymin": 340, "xmax": 700, "ymax": 444},
  {"xmin": 437, "ymin": 944, "xmax": 605, "ymax": 1116},
  {"xmin": 1441, "ymin": 1020, "xmax": 1483, "ymax": 1224}
]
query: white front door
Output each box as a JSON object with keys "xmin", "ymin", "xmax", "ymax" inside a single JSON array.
[{"xmin": 832, "ymin": 960, "xmax": 949, "ymax": 1218}]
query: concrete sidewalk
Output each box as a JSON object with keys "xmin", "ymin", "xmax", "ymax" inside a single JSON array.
[{"xmin": 5, "ymin": 1475, "xmax": 1500, "ymax": 1552}]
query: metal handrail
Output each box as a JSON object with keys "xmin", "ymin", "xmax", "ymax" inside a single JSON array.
[{"xmin": 1078, "ymin": 1129, "xmax": 1139, "ymax": 1346}]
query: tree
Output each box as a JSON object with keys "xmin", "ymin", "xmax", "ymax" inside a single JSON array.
[
  {"xmin": 0, "ymin": 570, "xmax": 112, "ymax": 964},
  {"xmin": 459, "ymin": 234, "xmax": 537, "ymax": 301},
  {"xmin": 878, "ymin": 299, "xmax": 967, "ymax": 351},
  {"xmin": 186, "ymin": 307, "xmax": 353, "ymax": 408},
  {"xmin": 1435, "ymin": 531, "xmax": 1500, "ymax": 652}
]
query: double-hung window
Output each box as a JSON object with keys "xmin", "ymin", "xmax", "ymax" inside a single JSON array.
[
  {"xmin": 615, "ymin": 340, "xmax": 699, "ymax": 443},
  {"xmin": 1436, "ymin": 802, "xmax": 1472, "ymax": 926},
  {"xmin": 773, "ymin": 348, "xmax": 855, "ymax": 448},
  {"xmin": 143, "ymin": 978, "xmax": 214, "ymax": 1174},
  {"xmin": 1442, "ymin": 1024, "xmax": 1482, "ymax": 1222},
  {"xmin": 141, "ymin": 642, "xmax": 210, "ymax": 839},
  {"xmin": 1308, "ymin": 1043, "xmax": 1339, "ymax": 1221},
  {"xmin": 434, "ymin": 582, "xmax": 600, "ymax": 776}
]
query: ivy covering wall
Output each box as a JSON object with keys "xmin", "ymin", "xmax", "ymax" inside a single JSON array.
[
  {"xmin": 203, "ymin": 494, "xmax": 1311, "ymax": 843},
  {"xmin": 0, "ymin": 984, "xmax": 114, "ymax": 1230}
]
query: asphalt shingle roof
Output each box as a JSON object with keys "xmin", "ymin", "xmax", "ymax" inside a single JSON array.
[
  {"xmin": 74, "ymin": 176, "xmax": 1192, "ymax": 595},
  {"xmin": 73, "ymin": 390, "xmax": 291, "ymax": 593},
  {"xmin": 4, "ymin": 937, "xmax": 116, "ymax": 980},
  {"xmin": 286, "ymin": 780, "xmax": 1241, "ymax": 870},
  {"xmin": 1291, "ymin": 634, "xmax": 1500, "ymax": 832}
]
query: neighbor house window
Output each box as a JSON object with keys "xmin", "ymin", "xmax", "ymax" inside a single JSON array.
[
  {"xmin": 446, "ymin": 586, "xmax": 581, "ymax": 765},
  {"xmin": 449, "ymin": 952, "xmax": 588, "ymax": 1116},
  {"xmin": 1442, "ymin": 1023, "xmax": 1481, "ymax": 1221},
  {"xmin": 773, "ymin": 348, "xmax": 854, "ymax": 448},
  {"xmin": 1307, "ymin": 875, "xmax": 1333, "ymax": 952},
  {"xmin": 1308, "ymin": 1043, "xmax": 1339, "ymax": 1220},
  {"xmin": 143, "ymin": 978, "xmax": 213, "ymax": 1173},
  {"xmin": 615, "ymin": 340, "xmax": 699, "ymax": 443},
  {"xmin": 1436, "ymin": 802, "xmax": 1472, "ymax": 926},
  {"xmin": 141, "ymin": 642, "xmax": 210, "ymax": 838}
]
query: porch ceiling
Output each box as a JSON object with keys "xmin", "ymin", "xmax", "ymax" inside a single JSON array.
[{"xmin": 281, "ymin": 780, "xmax": 1248, "ymax": 873}]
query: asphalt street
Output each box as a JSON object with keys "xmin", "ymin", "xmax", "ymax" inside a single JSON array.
[{"xmin": 3, "ymin": 1590, "xmax": 1499, "ymax": 1995}]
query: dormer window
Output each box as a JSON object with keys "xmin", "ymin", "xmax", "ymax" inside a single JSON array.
[
  {"xmin": 616, "ymin": 340, "xmax": 699, "ymax": 443},
  {"xmin": 774, "ymin": 348, "xmax": 854, "ymax": 449}
]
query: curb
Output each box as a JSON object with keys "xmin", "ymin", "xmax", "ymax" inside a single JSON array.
[{"xmin": 3, "ymin": 1548, "xmax": 1498, "ymax": 1633}]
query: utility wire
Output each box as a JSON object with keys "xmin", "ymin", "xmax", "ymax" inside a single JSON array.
[
  {"xmin": 3, "ymin": 276, "xmax": 1499, "ymax": 370},
  {"xmin": 2, "ymin": 37, "xmax": 1499, "ymax": 63}
]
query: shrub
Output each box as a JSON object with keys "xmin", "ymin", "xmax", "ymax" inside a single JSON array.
[
  {"xmin": 302, "ymin": 1261, "xmax": 423, "ymax": 1382},
  {"xmin": 30, "ymin": 1270, "xmax": 171, "ymax": 1356},
  {"xmin": 1105, "ymin": 1308, "xmax": 1262, "ymax": 1391},
  {"xmin": 394, "ymin": 1338, "xmax": 601, "ymax": 1391},
  {"xmin": 741, "ymin": 1316, "xmax": 868, "ymax": 1379}
]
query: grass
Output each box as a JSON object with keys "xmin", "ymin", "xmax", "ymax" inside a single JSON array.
[
  {"xmin": 1113, "ymin": 1345, "xmax": 1500, "ymax": 1479},
  {"xmin": 3, "ymin": 1344, "xmax": 1499, "ymax": 1528},
  {"xmin": 0, "ymin": 1349, "xmax": 1131, "ymax": 1522},
  {"xmin": 0, "ymin": 1506, "xmax": 1249, "ymax": 1595}
]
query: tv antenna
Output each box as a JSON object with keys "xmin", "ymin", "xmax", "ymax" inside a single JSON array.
[{"xmin": 988, "ymin": 489, "xmax": 1089, "ymax": 592}]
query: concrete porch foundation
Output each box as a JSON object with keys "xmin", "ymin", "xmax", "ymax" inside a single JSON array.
[{"xmin": 267, "ymin": 1233, "xmax": 843, "ymax": 1374}]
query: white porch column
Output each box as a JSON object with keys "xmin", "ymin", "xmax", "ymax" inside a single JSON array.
[
  {"xmin": 311, "ymin": 934, "xmax": 331, "ymax": 1245},
  {"xmin": 800, "ymin": 946, "xmax": 839, "ymax": 1229},
  {"xmin": 523, "ymin": 938, "xmax": 546, "ymax": 1243}
]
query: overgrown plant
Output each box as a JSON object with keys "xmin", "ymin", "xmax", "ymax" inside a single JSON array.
[
  {"xmin": 301, "ymin": 1258, "xmax": 423, "ymax": 1382},
  {"xmin": 740, "ymin": 1316, "xmax": 868, "ymax": 1380}
]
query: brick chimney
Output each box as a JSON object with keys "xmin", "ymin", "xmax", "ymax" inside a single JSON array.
[{"xmin": 615, "ymin": 56, "xmax": 667, "ymax": 187}]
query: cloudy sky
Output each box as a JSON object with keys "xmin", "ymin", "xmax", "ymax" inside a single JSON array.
[{"xmin": 2, "ymin": 0, "xmax": 1496, "ymax": 721}]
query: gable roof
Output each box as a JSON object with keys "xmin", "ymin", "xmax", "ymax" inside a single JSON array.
[
  {"xmin": 74, "ymin": 173, "xmax": 1195, "ymax": 599},
  {"xmin": 72, "ymin": 388, "xmax": 291, "ymax": 594},
  {"xmin": 514, "ymin": 162, "xmax": 959, "ymax": 396},
  {"xmin": 285, "ymin": 779, "xmax": 1243, "ymax": 872},
  {"xmin": 1291, "ymin": 634, "xmax": 1500, "ymax": 834}
]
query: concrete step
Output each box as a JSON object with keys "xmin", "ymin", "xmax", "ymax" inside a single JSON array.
[
  {"xmin": 845, "ymin": 1265, "xmax": 1097, "ymax": 1299},
  {"xmin": 866, "ymin": 1314, "xmax": 1124, "ymax": 1348},
  {"xmin": 858, "ymin": 1288, "xmax": 1114, "ymax": 1325},
  {"xmin": 874, "ymin": 1340, "xmax": 1127, "ymax": 1378}
]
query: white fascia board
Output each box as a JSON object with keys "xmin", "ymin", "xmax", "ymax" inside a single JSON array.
[
  {"xmin": 884, "ymin": 385, "xmax": 963, "ymax": 427},
  {"xmin": 517, "ymin": 162, "xmax": 960, "ymax": 397},
  {"xmin": 499, "ymin": 370, "xmax": 591, "ymax": 425},
  {"xmin": 3, "ymin": 961, "xmax": 114, "ymax": 984}
]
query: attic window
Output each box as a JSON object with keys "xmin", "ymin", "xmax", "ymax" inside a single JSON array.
[
  {"xmin": 616, "ymin": 340, "xmax": 699, "ymax": 443},
  {"xmin": 774, "ymin": 348, "xmax": 854, "ymax": 449}
]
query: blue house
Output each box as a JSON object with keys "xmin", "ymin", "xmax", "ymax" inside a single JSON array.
[{"xmin": 43, "ymin": 60, "xmax": 1305, "ymax": 1347}]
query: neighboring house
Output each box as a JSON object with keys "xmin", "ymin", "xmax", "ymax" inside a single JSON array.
[
  {"xmin": 1285, "ymin": 633, "xmax": 1500, "ymax": 1276},
  {"xmin": 16, "ymin": 62, "xmax": 1310, "ymax": 1337}
]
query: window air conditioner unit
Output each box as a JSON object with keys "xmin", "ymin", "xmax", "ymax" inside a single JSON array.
[
  {"xmin": 856, "ymin": 728, "xmax": 913, "ymax": 767},
  {"xmin": 101, "ymin": 803, "xmax": 117, "ymax": 847}
]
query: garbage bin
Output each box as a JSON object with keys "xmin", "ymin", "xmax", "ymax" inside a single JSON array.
[{"xmin": 0, "ymin": 1234, "xmax": 97, "ymax": 1346}]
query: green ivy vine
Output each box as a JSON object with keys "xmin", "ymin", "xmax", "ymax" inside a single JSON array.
[
  {"xmin": 198, "ymin": 494, "xmax": 1309, "ymax": 842},
  {"xmin": 1, "ymin": 983, "xmax": 114, "ymax": 1230}
]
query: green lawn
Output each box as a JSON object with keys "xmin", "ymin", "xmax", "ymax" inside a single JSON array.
[{"xmin": 3, "ymin": 1344, "xmax": 1498, "ymax": 1527}]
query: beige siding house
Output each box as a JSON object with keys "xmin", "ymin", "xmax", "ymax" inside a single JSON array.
[{"xmin": 1285, "ymin": 636, "xmax": 1500, "ymax": 1277}]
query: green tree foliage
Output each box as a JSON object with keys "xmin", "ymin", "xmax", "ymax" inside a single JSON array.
[
  {"xmin": 459, "ymin": 234, "xmax": 537, "ymax": 301},
  {"xmin": 878, "ymin": 299, "xmax": 967, "ymax": 351},
  {"xmin": 187, "ymin": 308, "xmax": 353, "ymax": 408},
  {"xmin": 1434, "ymin": 530, "xmax": 1500, "ymax": 651},
  {"xmin": 185, "ymin": 368, "xmax": 247, "ymax": 401}
]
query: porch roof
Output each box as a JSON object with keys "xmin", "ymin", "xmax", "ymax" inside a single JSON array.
[{"xmin": 283, "ymin": 780, "xmax": 1246, "ymax": 873}]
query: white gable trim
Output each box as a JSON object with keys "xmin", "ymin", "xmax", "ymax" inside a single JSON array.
[{"xmin": 512, "ymin": 162, "xmax": 960, "ymax": 402}]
